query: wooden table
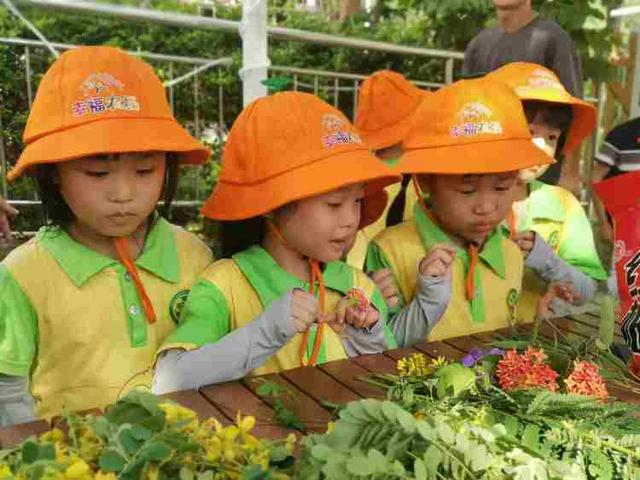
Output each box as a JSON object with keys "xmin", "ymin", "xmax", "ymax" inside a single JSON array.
[{"xmin": 1, "ymin": 306, "xmax": 638, "ymax": 448}]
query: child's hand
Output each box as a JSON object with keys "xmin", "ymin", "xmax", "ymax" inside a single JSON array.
[
  {"xmin": 290, "ymin": 289, "xmax": 319, "ymax": 333},
  {"xmin": 513, "ymin": 231, "xmax": 535, "ymax": 257},
  {"xmin": 369, "ymin": 269, "xmax": 399, "ymax": 308},
  {"xmin": 325, "ymin": 289, "xmax": 379, "ymax": 332},
  {"xmin": 419, "ymin": 244, "xmax": 457, "ymax": 278},
  {"xmin": 536, "ymin": 282, "xmax": 578, "ymax": 319},
  {"xmin": 0, "ymin": 196, "xmax": 18, "ymax": 243}
]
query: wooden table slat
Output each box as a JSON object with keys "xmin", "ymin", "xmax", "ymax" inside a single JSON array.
[
  {"xmin": 414, "ymin": 340, "xmax": 467, "ymax": 360},
  {"xmin": 243, "ymin": 374, "xmax": 333, "ymax": 433},
  {"xmin": 0, "ymin": 419, "xmax": 50, "ymax": 449},
  {"xmin": 350, "ymin": 352, "xmax": 398, "ymax": 374},
  {"xmin": 382, "ymin": 346, "xmax": 422, "ymax": 361},
  {"xmin": 200, "ymin": 382, "xmax": 297, "ymax": 438},
  {"xmin": 163, "ymin": 390, "xmax": 230, "ymax": 424},
  {"xmin": 280, "ymin": 365, "xmax": 362, "ymax": 405},
  {"xmin": 318, "ymin": 358, "xmax": 387, "ymax": 399}
]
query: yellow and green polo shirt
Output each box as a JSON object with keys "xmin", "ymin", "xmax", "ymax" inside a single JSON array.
[
  {"xmin": 347, "ymin": 181, "xmax": 418, "ymax": 269},
  {"xmin": 161, "ymin": 245, "xmax": 396, "ymax": 375},
  {"xmin": 365, "ymin": 204, "xmax": 525, "ymax": 342},
  {"xmin": 513, "ymin": 180, "xmax": 606, "ymax": 320},
  {"xmin": 0, "ymin": 218, "xmax": 213, "ymax": 419}
]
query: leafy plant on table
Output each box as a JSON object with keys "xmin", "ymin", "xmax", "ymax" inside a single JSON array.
[
  {"xmin": 0, "ymin": 390, "xmax": 295, "ymax": 479},
  {"xmin": 255, "ymin": 380, "xmax": 306, "ymax": 433}
]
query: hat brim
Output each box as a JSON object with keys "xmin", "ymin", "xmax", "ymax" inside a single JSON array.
[
  {"xmin": 400, "ymin": 138, "xmax": 555, "ymax": 174},
  {"xmin": 361, "ymin": 112, "xmax": 415, "ymax": 151},
  {"xmin": 201, "ymin": 148, "xmax": 399, "ymax": 227},
  {"xmin": 8, "ymin": 117, "xmax": 210, "ymax": 180}
]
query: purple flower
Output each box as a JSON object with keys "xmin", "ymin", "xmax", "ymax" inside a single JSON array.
[{"xmin": 461, "ymin": 347, "xmax": 505, "ymax": 367}]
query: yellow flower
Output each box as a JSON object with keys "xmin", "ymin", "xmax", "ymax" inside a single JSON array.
[
  {"xmin": 146, "ymin": 465, "xmax": 159, "ymax": 480},
  {"xmin": 40, "ymin": 428, "xmax": 65, "ymax": 444},
  {"xmin": 63, "ymin": 459, "xmax": 92, "ymax": 479},
  {"xmin": 285, "ymin": 433, "xmax": 297, "ymax": 454},
  {"xmin": 237, "ymin": 413, "xmax": 256, "ymax": 433},
  {"xmin": 326, "ymin": 421, "xmax": 336, "ymax": 433},
  {"xmin": 95, "ymin": 473, "xmax": 117, "ymax": 480},
  {"xmin": 0, "ymin": 464, "xmax": 12, "ymax": 479},
  {"xmin": 397, "ymin": 353, "xmax": 430, "ymax": 377},
  {"xmin": 159, "ymin": 402, "xmax": 199, "ymax": 430}
]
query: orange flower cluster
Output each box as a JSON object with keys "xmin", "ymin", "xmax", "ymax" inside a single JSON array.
[
  {"xmin": 565, "ymin": 360, "xmax": 608, "ymax": 400},
  {"xmin": 496, "ymin": 347, "xmax": 559, "ymax": 392}
]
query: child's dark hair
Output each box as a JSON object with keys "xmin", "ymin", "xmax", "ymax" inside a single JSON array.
[
  {"xmin": 35, "ymin": 153, "xmax": 180, "ymax": 226},
  {"xmin": 219, "ymin": 216, "xmax": 266, "ymax": 258},
  {"xmin": 522, "ymin": 100, "xmax": 574, "ymax": 156}
]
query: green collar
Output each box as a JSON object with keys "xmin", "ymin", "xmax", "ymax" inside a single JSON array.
[
  {"xmin": 232, "ymin": 246, "xmax": 353, "ymax": 307},
  {"xmin": 412, "ymin": 203, "xmax": 506, "ymax": 279},
  {"xmin": 38, "ymin": 217, "xmax": 180, "ymax": 287},
  {"xmin": 526, "ymin": 180, "xmax": 565, "ymax": 223}
]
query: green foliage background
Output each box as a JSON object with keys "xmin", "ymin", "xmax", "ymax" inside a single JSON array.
[{"xmin": 0, "ymin": 0, "xmax": 623, "ymax": 234}]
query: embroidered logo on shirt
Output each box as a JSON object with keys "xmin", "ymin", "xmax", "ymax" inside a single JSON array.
[
  {"xmin": 169, "ymin": 289, "xmax": 190, "ymax": 324},
  {"xmin": 450, "ymin": 102, "xmax": 503, "ymax": 138},
  {"xmin": 72, "ymin": 72, "xmax": 140, "ymax": 117},
  {"xmin": 507, "ymin": 288, "xmax": 519, "ymax": 325},
  {"xmin": 321, "ymin": 113, "xmax": 362, "ymax": 148}
]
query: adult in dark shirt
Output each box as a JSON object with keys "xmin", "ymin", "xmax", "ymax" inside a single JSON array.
[{"xmin": 463, "ymin": 0, "xmax": 584, "ymax": 190}]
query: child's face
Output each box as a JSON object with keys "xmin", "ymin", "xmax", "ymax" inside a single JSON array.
[
  {"xmin": 57, "ymin": 152, "xmax": 166, "ymax": 238},
  {"xmin": 375, "ymin": 143, "xmax": 403, "ymax": 162},
  {"xmin": 421, "ymin": 172, "xmax": 518, "ymax": 245},
  {"xmin": 522, "ymin": 111, "xmax": 562, "ymax": 181},
  {"xmin": 276, "ymin": 183, "xmax": 365, "ymax": 263}
]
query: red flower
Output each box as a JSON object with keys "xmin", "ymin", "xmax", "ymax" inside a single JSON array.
[
  {"xmin": 565, "ymin": 360, "xmax": 608, "ymax": 400},
  {"xmin": 496, "ymin": 347, "xmax": 559, "ymax": 392}
]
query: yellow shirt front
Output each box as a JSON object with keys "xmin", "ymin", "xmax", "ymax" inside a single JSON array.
[
  {"xmin": 366, "ymin": 205, "xmax": 525, "ymax": 341},
  {"xmin": 0, "ymin": 219, "xmax": 213, "ymax": 418},
  {"xmin": 162, "ymin": 246, "xmax": 396, "ymax": 375}
]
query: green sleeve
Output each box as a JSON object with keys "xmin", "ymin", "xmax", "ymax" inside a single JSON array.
[
  {"xmin": 364, "ymin": 240, "xmax": 393, "ymax": 274},
  {"xmin": 162, "ymin": 278, "xmax": 231, "ymax": 349},
  {"xmin": 364, "ymin": 241, "xmax": 403, "ymax": 317},
  {"xmin": 0, "ymin": 265, "xmax": 37, "ymax": 377},
  {"xmin": 558, "ymin": 198, "xmax": 607, "ymax": 281}
]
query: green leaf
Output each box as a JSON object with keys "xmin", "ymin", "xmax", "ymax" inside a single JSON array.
[
  {"xmin": 522, "ymin": 425, "xmax": 540, "ymax": 453},
  {"xmin": 105, "ymin": 390, "xmax": 165, "ymax": 432},
  {"xmin": 434, "ymin": 364, "xmax": 476, "ymax": 399},
  {"xmin": 599, "ymin": 295, "xmax": 615, "ymax": 349},
  {"xmin": 414, "ymin": 458, "xmax": 427, "ymax": 480},
  {"xmin": 346, "ymin": 454, "xmax": 375, "ymax": 476},
  {"xmin": 99, "ymin": 448, "xmax": 127, "ymax": 473},
  {"xmin": 256, "ymin": 380, "xmax": 285, "ymax": 398},
  {"xmin": 141, "ymin": 441, "xmax": 172, "ymax": 462},
  {"xmin": 179, "ymin": 467, "xmax": 195, "ymax": 480},
  {"xmin": 119, "ymin": 427, "xmax": 144, "ymax": 455},
  {"xmin": 242, "ymin": 464, "xmax": 270, "ymax": 480},
  {"xmin": 21, "ymin": 440, "xmax": 55, "ymax": 464}
]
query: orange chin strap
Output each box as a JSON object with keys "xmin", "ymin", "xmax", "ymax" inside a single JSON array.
[
  {"xmin": 114, "ymin": 237, "xmax": 156, "ymax": 324},
  {"xmin": 266, "ymin": 220, "xmax": 326, "ymax": 367},
  {"xmin": 411, "ymin": 175, "xmax": 479, "ymax": 301}
]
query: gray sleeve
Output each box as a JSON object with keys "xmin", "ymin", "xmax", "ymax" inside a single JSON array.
[
  {"xmin": 462, "ymin": 36, "xmax": 479, "ymax": 76},
  {"xmin": 550, "ymin": 28, "xmax": 583, "ymax": 98},
  {"xmin": 526, "ymin": 233, "xmax": 597, "ymax": 305},
  {"xmin": 152, "ymin": 292, "xmax": 297, "ymax": 394},
  {"xmin": 340, "ymin": 320, "xmax": 389, "ymax": 357},
  {"xmin": 388, "ymin": 274, "xmax": 451, "ymax": 348},
  {"xmin": 0, "ymin": 374, "xmax": 36, "ymax": 427}
]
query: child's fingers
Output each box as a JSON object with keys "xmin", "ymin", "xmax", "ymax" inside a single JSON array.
[
  {"xmin": 370, "ymin": 268, "xmax": 394, "ymax": 284},
  {"xmin": 363, "ymin": 308, "xmax": 379, "ymax": 329},
  {"xmin": 0, "ymin": 215, "xmax": 11, "ymax": 242},
  {"xmin": 0, "ymin": 198, "xmax": 18, "ymax": 217}
]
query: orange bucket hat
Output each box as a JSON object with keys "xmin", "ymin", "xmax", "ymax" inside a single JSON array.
[
  {"xmin": 8, "ymin": 46, "xmax": 209, "ymax": 181},
  {"xmin": 486, "ymin": 62, "xmax": 596, "ymax": 154},
  {"xmin": 400, "ymin": 77, "xmax": 553, "ymax": 174},
  {"xmin": 355, "ymin": 70, "xmax": 430, "ymax": 151},
  {"xmin": 201, "ymin": 91, "xmax": 399, "ymax": 227}
]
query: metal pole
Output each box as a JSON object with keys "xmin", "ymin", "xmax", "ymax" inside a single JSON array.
[
  {"xmin": 15, "ymin": 0, "xmax": 464, "ymax": 60},
  {"xmin": 24, "ymin": 46, "xmax": 33, "ymax": 107},
  {"xmin": 241, "ymin": 0, "xmax": 268, "ymax": 105},
  {"xmin": 445, "ymin": 58, "xmax": 454, "ymax": 85},
  {"xmin": 0, "ymin": 113, "xmax": 7, "ymax": 198}
]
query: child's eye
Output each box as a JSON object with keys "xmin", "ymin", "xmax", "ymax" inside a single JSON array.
[
  {"xmin": 460, "ymin": 189, "xmax": 475, "ymax": 195},
  {"xmin": 85, "ymin": 171, "xmax": 108, "ymax": 178},
  {"xmin": 327, "ymin": 202, "xmax": 342, "ymax": 208},
  {"xmin": 548, "ymin": 134, "xmax": 558, "ymax": 142},
  {"xmin": 495, "ymin": 186, "xmax": 510, "ymax": 192},
  {"xmin": 136, "ymin": 168, "xmax": 155, "ymax": 175},
  {"xmin": 355, "ymin": 197, "xmax": 364, "ymax": 204}
]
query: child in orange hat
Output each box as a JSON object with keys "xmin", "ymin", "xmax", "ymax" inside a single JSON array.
[
  {"xmin": 346, "ymin": 70, "xmax": 427, "ymax": 271},
  {"xmin": 152, "ymin": 92, "xmax": 399, "ymax": 393},
  {"xmin": 365, "ymin": 78, "xmax": 554, "ymax": 347},
  {"xmin": 487, "ymin": 63, "xmax": 606, "ymax": 321},
  {"xmin": 0, "ymin": 47, "xmax": 213, "ymax": 425}
]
